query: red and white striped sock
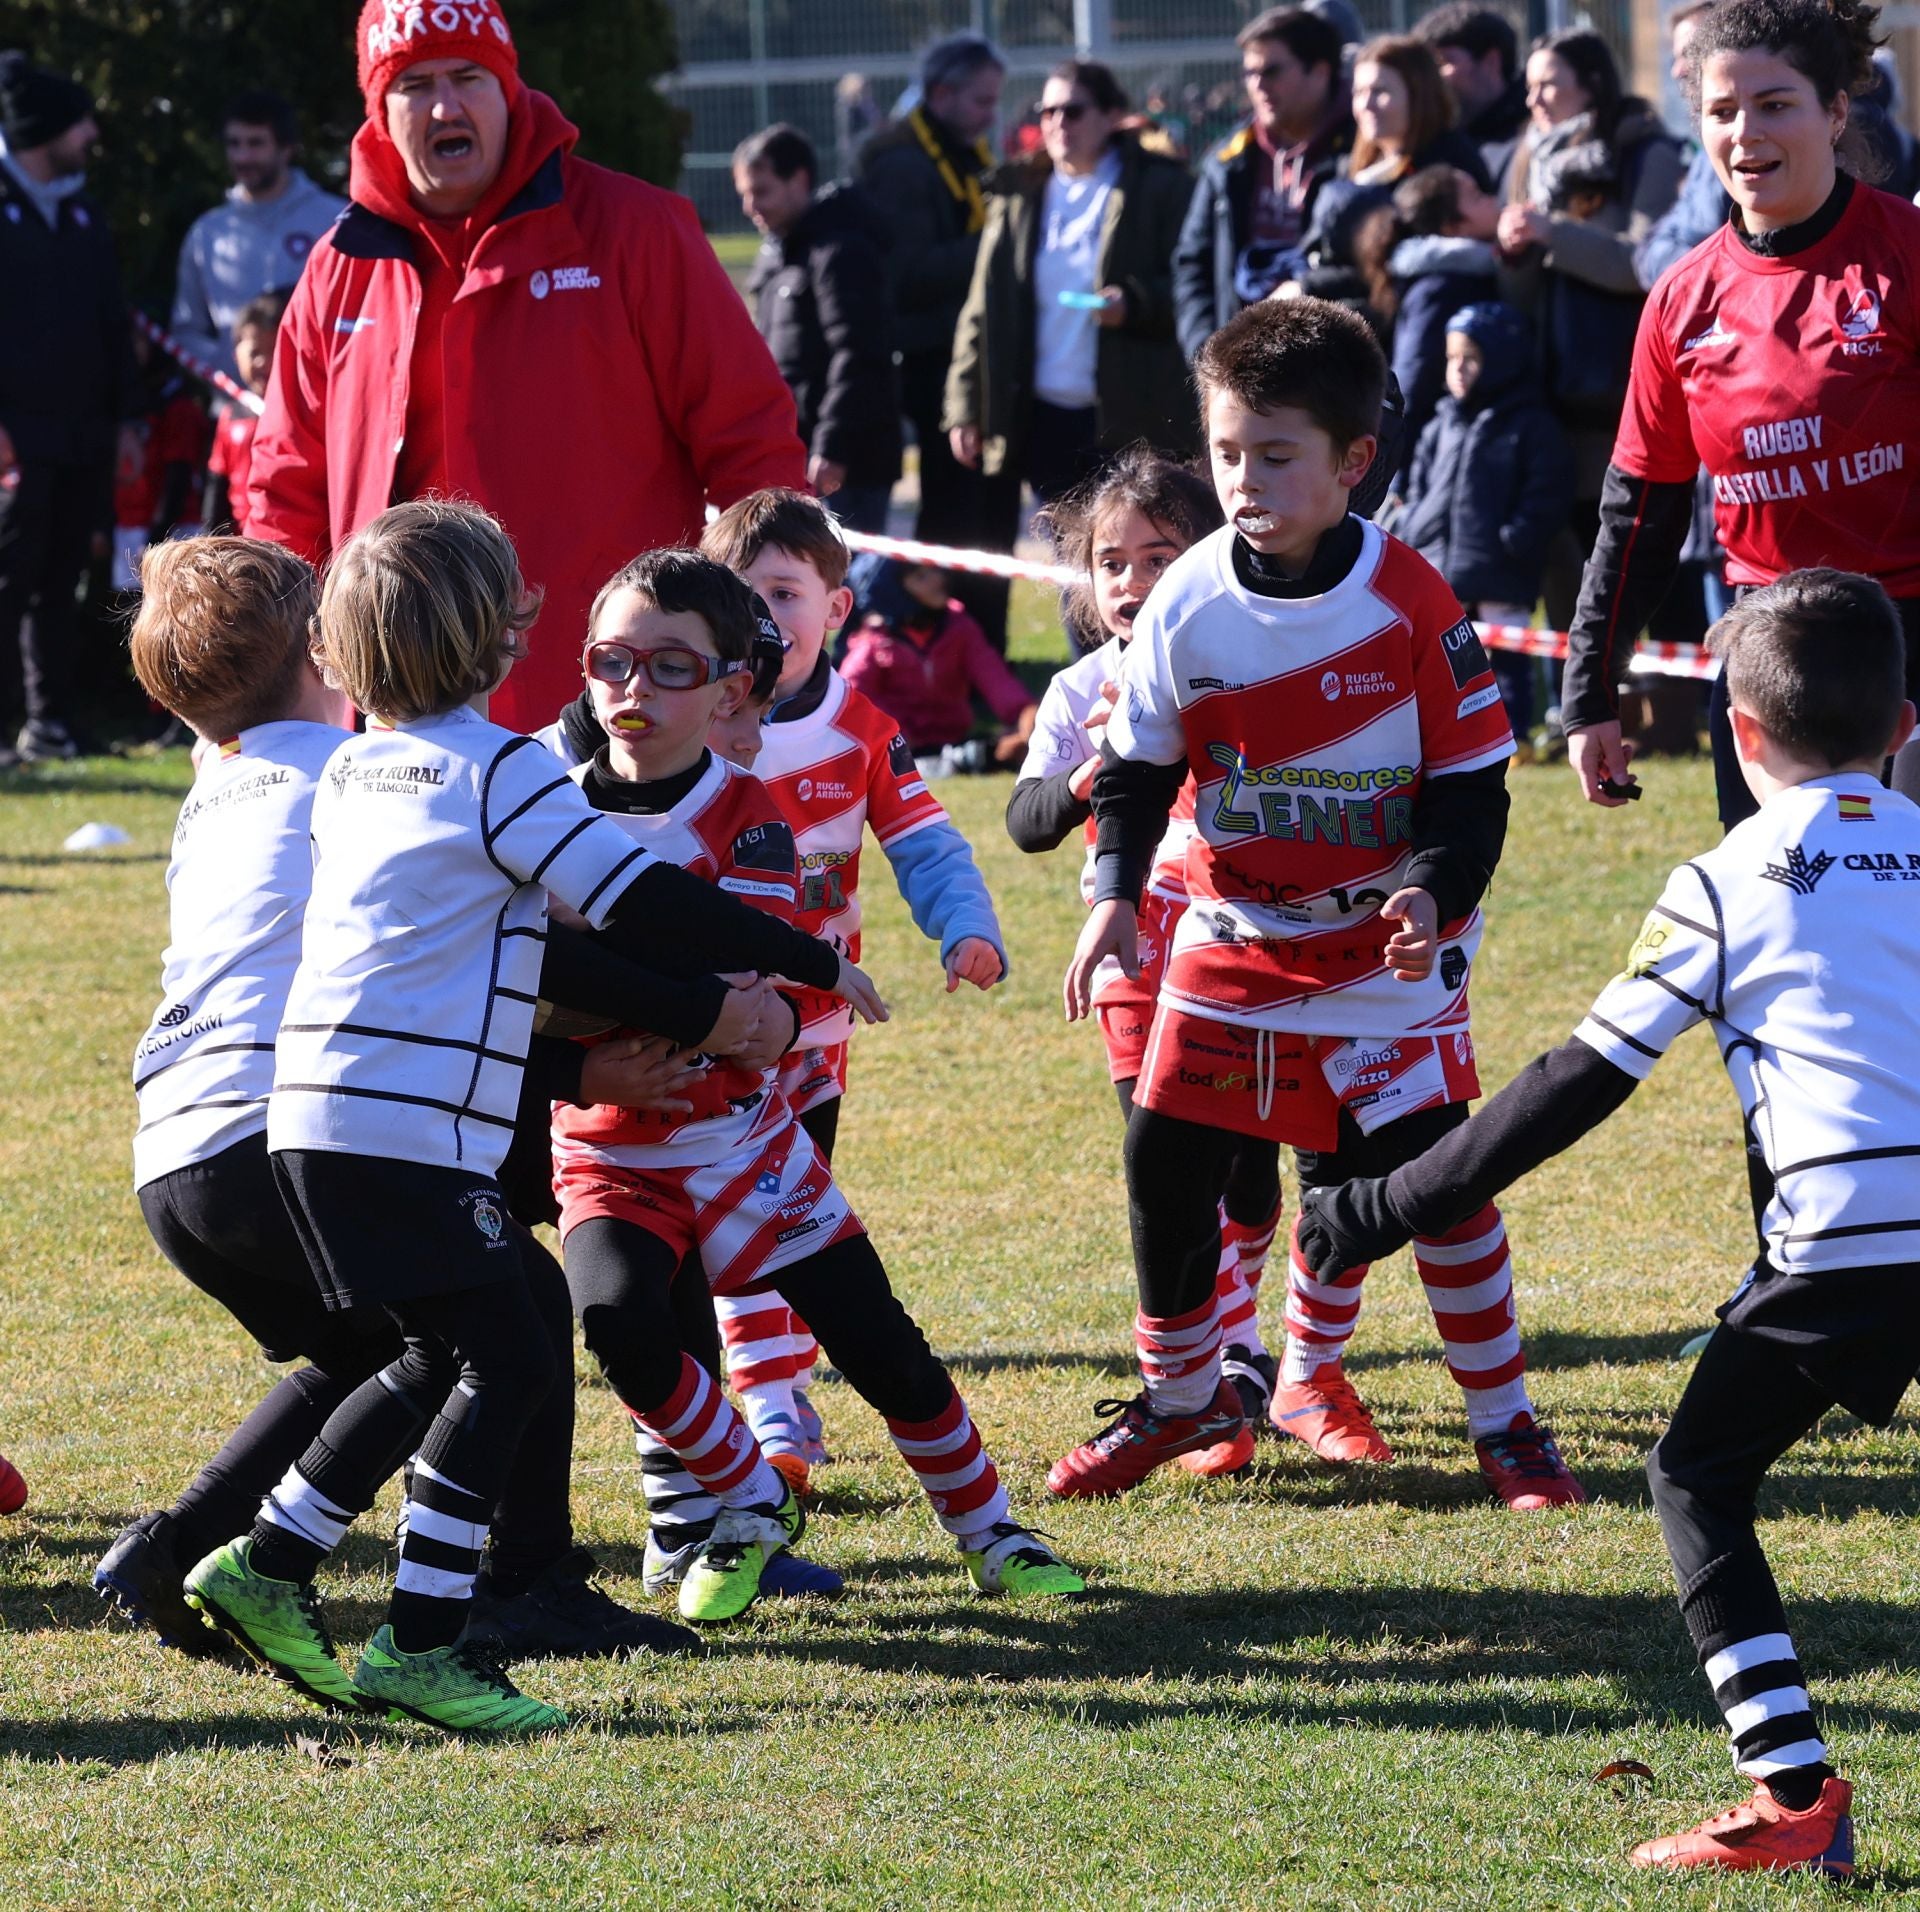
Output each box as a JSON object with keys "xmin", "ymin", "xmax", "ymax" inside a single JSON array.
[
  {"xmin": 1412, "ymin": 1203, "xmax": 1533, "ymax": 1438},
  {"xmin": 1280, "ymin": 1213, "xmax": 1367, "ymax": 1385},
  {"xmin": 630, "ymin": 1354, "xmax": 786, "ymax": 1509},
  {"xmin": 1137, "ymin": 1296, "xmax": 1222, "ymax": 1415},
  {"xmin": 885, "ymin": 1387, "xmax": 1010, "ymax": 1545},
  {"xmin": 715, "ymin": 1288, "xmax": 813, "ymax": 1443},
  {"xmin": 1225, "ymin": 1197, "xmax": 1282, "ymax": 1298},
  {"xmin": 1212, "ymin": 1232, "xmax": 1270, "ymax": 1360}
]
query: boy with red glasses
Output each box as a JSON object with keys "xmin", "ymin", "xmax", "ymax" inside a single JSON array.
[{"xmin": 552, "ymin": 547, "xmax": 1083, "ymax": 1622}]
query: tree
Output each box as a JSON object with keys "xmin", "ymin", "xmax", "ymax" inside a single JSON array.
[{"xmin": 0, "ymin": 0, "xmax": 685, "ymax": 311}]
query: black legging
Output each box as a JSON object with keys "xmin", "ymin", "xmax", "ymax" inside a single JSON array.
[
  {"xmin": 1124, "ymin": 1100, "xmax": 1465, "ymax": 1319},
  {"xmin": 288, "ymin": 1269, "xmax": 557, "ymax": 1555},
  {"xmin": 1115, "ymin": 1072, "xmax": 1280, "ymax": 1231},
  {"xmin": 565, "ymin": 1222, "xmax": 950, "ymax": 1425}
]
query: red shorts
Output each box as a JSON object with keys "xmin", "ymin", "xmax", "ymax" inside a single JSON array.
[
  {"xmin": 1093, "ymin": 891, "xmax": 1180, "ymax": 1083},
  {"xmin": 775, "ymin": 1038, "xmax": 849, "ymax": 1116},
  {"xmin": 1134, "ymin": 1009, "xmax": 1480, "ymax": 1149},
  {"xmin": 554, "ymin": 1119, "xmax": 863, "ymax": 1295}
]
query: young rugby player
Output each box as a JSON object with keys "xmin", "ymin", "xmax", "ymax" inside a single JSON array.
[
  {"xmin": 182, "ymin": 503, "xmax": 881, "ymax": 1733},
  {"xmin": 104, "ymin": 536, "xmax": 710, "ymax": 1665},
  {"xmin": 1297, "ymin": 570, "xmax": 1910, "ymax": 1877},
  {"xmin": 1009, "ymin": 450, "xmax": 1285, "ymax": 1469},
  {"xmin": 553, "ymin": 549, "xmax": 1083, "ymax": 1622},
  {"xmin": 1052, "ymin": 300, "xmax": 1582, "ymax": 1506},
  {"xmin": 697, "ymin": 490, "xmax": 1009, "ymax": 1485}
]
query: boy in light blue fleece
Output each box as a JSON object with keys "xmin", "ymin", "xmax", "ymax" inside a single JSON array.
[{"xmin": 675, "ymin": 489, "xmax": 1007, "ymax": 1481}]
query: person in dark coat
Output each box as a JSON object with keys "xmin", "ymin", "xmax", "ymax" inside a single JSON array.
[
  {"xmin": 1170, "ymin": 7, "xmax": 1351, "ymax": 361},
  {"xmin": 1398, "ymin": 300, "xmax": 1573, "ymax": 743},
  {"xmin": 0, "ymin": 53, "xmax": 140, "ymax": 765},
  {"xmin": 735, "ymin": 124, "xmax": 900, "ymax": 536},
  {"xmin": 1353, "ymin": 163, "xmax": 1502, "ymax": 492},
  {"xmin": 944, "ymin": 63, "xmax": 1196, "ymax": 504},
  {"xmin": 860, "ymin": 33, "xmax": 1018, "ymax": 648},
  {"xmin": 1415, "ymin": 4, "xmax": 1530, "ymax": 190}
]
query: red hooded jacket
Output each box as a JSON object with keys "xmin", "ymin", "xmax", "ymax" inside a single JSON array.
[{"xmin": 248, "ymin": 91, "xmax": 806, "ymax": 732}]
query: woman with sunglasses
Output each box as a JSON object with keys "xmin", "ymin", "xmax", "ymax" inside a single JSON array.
[{"xmin": 944, "ymin": 60, "xmax": 1197, "ymax": 505}]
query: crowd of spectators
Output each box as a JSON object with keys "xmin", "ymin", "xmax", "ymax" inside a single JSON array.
[{"xmin": 3, "ymin": 5, "xmax": 1917, "ymax": 768}]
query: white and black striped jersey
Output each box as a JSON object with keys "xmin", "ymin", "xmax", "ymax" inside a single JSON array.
[
  {"xmin": 132, "ymin": 721, "xmax": 343, "ymax": 1190},
  {"xmin": 1575, "ymin": 774, "xmax": 1920, "ymax": 1274},
  {"xmin": 269, "ymin": 706, "xmax": 657, "ymax": 1175}
]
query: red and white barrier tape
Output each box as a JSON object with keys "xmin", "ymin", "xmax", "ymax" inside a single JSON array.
[
  {"xmin": 134, "ymin": 312, "xmax": 265, "ymax": 418},
  {"xmin": 836, "ymin": 525, "xmax": 1719, "ymax": 683}
]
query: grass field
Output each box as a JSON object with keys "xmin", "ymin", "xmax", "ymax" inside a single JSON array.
[{"xmin": 4, "ymin": 647, "xmax": 1918, "ymax": 1908}]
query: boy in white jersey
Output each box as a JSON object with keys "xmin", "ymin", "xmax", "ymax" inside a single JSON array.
[
  {"xmin": 1297, "ymin": 571, "xmax": 1912, "ymax": 1879},
  {"xmin": 693, "ymin": 490, "xmax": 1009, "ymax": 1485},
  {"xmin": 103, "ymin": 537, "xmax": 711, "ymax": 1668},
  {"xmin": 553, "ymin": 550, "xmax": 1083, "ymax": 1622},
  {"xmin": 183, "ymin": 504, "xmax": 882, "ymax": 1734},
  {"xmin": 1053, "ymin": 299, "xmax": 1581, "ymax": 1506}
]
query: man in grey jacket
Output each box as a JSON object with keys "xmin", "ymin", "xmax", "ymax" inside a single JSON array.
[{"xmin": 170, "ymin": 91, "xmax": 343, "ymax": 378}]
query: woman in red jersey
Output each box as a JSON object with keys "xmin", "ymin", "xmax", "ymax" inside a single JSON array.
[{"xmin": 1557, "ymin": 0, "xmax": 1920, "ymax": 825}]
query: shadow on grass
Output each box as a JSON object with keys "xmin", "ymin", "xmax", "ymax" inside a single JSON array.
[
  {"xmin": 0, "ymin": 851, "xmax": 168, "ymax": 867},
  {"xmin": 759, "ymin": 1576, "xmax": 1920, "ymax": 1742}
]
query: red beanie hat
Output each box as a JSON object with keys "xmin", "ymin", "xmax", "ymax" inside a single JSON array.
[{"xmin": 356, "ymin": 0, "xmax": 521, "ymax": 118}]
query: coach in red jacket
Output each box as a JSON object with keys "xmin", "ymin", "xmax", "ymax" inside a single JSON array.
[{"xmin": 248, "ymin": 0, "xmax": 806, "ymax": 732}]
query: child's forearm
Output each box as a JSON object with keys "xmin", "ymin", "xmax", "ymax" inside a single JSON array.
[
  {"xmin": 885, "ymin": 818, "xmax": 1005, "ymax": 963},
  {"xmin": 539, "ymin": 924, "xmax": 728, "ymax": 1052},
  {"xmin": 1384, "ymin": 1038, "xmax": 1641, "ymax": 1236},
  {"xmin": 1006, "ymin": 770, "xmax": 1090, "ymax": 853},
  {"xmin": 603, "ymin": 861, "xmax": 840, "ymax": 992},
  {"xmin": 1091, "ymin": 745, "xmax": 1186, "ymax": 903},
  {"xmin": 1405, "ymin": 763, "xmax": 1510, "ymax": 923}
]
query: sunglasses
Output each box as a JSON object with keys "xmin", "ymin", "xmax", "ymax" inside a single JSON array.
[
  {"xmin": 1038, "ymin": 100, "xmax": 1089, "ymax": 122},
  {"xmin": 582, "ymin": 641, "xmax": 749, "ymax": 691}
]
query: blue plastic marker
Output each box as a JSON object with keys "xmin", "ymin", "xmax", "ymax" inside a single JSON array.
[{"xmin": 1056, "ymin": 289, "xmax": 1107, "ymax": 310}]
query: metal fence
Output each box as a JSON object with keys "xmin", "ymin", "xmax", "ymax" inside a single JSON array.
[{"xmin": 662, "ymin": 0, "xmax": 1634, "ymax": 233}]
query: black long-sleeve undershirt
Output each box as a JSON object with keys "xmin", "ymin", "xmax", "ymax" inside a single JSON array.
[
  {"xmin": 1005, "ymin": 769, "xmax": 1090, "ymax": 854},
  {"xmin": 1383, "ymin": 1037, "xmax": 1641, "ymax": 1236},
  {"xmin": 1560, "ymin": 465, "xmax": 1696, "ymax": 731},
  {"xmin": 540, "ymin": 922, "xmax": 727, "ymax": 1053}
]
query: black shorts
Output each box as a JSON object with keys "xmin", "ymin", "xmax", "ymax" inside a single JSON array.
[
  {"xmin": 139, "ymin": 1132, "xmax": 398, "ymax": 1368},
  {"xmin": 1718, "ymin": 1256, "xmax": 1920, "ymax": 1425},
  {"xmin": 271, "ymin": 1149, "xmax": 529, "ymax": 1313}
]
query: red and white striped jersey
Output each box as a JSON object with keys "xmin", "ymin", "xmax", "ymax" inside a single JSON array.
[
  {"xmin": 1105, "ymin": 519, "xmax": 1514, "ymax": 1038},
  {"xmin": 552, "ymin": 753, "xmax": 800, "ymax": 1168},
  {"xmin": 753, "ymin": 668, "xmax": 951, "ymax": 1046}
]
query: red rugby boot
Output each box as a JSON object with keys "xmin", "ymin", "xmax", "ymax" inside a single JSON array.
[
  {"xmin": 1474, "ymin": 1412, "xmax": 1586, "ymax": 1509},
  {"xmin": 1630, "ymin": 1776, "xmax": 1854, "ymax": 1878},
  {"xmin": 1268, "ymin": 1361, "xmax": 1393, "ymax": 1463},
  {"xmin": 1047, "ymin": 1381, "xmax": 1247, "ymax": 1498},
  {"xmin": 0, "ymin": 1451, "xmax": 25, "ymax": 1515}
]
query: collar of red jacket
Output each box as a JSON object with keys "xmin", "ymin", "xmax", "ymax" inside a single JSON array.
[{"xmin": 348, "ymin": 85, "xmax": 579, "ymax": 265}]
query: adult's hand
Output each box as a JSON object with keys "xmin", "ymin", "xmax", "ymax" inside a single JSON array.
[
  {"xmin": 1095, "ymin": 285, "xmax": 1128, "ymax": 328},
  {"xmin": 1569, "ymin": 722, "xmax": 1639, "ymax": 807},
  {"xmin": 807, "ymin": 454, "xmax": 846, "ymax": 498},
  {"xmin": 949, "ymin": 424, "xmax": 982, "ymax": 469},
  {"xmin": 1496, "ymin": 204, "xmax": 1551, "ymax": 254}
]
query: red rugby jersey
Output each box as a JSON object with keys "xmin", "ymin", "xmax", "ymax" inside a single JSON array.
[
  {"xmin": 1105, "ymin": 520, "xmax": 1513, "ymax": 1037},
  {"xmin": 553, "ymin": 754, "xmax": 800, "ymax": 1165},
  {"xmin": 1615, "ymin": 183, "xmax": 1920, "ymax": 594},
  {"xmin": 753, "ymin": 669, "xmax": 950, "ymax": 1046}
]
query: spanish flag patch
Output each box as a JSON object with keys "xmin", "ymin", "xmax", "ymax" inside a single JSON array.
[
  {"xmin": 1838, "ymin": 793, "xmax": 1872, "ymax": 823},
  {"xmin": 217, "ymin": 736, "xmax": 242, "ymax": 760}
]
